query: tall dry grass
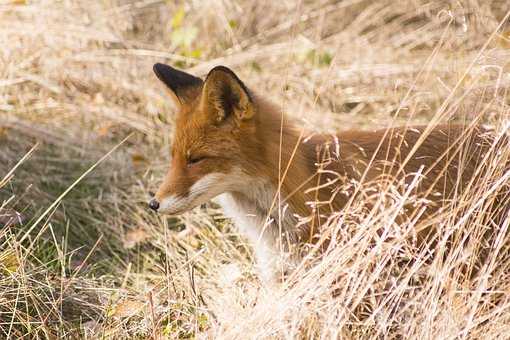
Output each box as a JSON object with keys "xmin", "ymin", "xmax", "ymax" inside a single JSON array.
[{"xmin": 1, "ymin": 0, "xmax": 510, "ymax": 338}]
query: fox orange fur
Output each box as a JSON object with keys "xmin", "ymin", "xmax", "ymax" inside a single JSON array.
[{"xmin": 149, "ymin": 63, "xmax": 505, "ymax": 282}]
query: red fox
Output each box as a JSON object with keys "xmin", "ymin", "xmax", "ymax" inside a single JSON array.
[{"xmin": 149, "ymin": 63, "xmax": 507, "ymax": 282}]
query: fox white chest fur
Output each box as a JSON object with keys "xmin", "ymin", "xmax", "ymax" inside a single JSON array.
[{"xmin": 214, "ymin": 176, "xmax": 299, "ymax": 282}]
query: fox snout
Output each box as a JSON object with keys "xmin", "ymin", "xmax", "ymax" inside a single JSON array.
[
  {"xmin": 148, "ymin": 191, "xmax": 188, "ymax": 215},
  {"xmin": 148, "ymin": 174, "xmax": 203, "ymax": 215},
  {"xmin": 149, "ymin": 171, "xmax": 234, "ymax": 216},
  {"xmin": 149, "ymin": 184, "xmax": 184, "ymax": 215}
]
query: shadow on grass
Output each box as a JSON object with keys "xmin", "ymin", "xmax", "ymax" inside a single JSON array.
[{"xmin": 0, "ymin": 128, "xmax": 166, "ymax": 336}]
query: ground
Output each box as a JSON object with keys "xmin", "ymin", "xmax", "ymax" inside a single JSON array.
[{"xmin": 1, "ymin": 0, "xmax": 510, "ymax": 338}]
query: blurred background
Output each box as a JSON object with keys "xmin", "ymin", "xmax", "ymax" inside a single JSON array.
[{"xmin": 1, "ymin": 0, "xmax": 510, "ymax": 338}]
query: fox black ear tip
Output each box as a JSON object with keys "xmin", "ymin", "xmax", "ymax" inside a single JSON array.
[
  {"xmin": 205, "ymin": 65, "xmax": 238, "ymax": 82},
  {"xmin": 208, "ymin": 65, "xmax": 233, "ymax": 75},
  {"xmin": 153, "ymin": 63, "xmax": 165, "ymax": 75}
]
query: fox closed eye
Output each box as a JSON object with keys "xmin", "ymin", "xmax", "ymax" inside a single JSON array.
[{"xmin": 187, "ymin": 156, "xmax": 207, "ymax": 167}]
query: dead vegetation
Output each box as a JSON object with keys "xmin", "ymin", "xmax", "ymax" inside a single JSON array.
[{"xmin": 1, "ymin": 0, "xmax": 510, "ymax": 338}]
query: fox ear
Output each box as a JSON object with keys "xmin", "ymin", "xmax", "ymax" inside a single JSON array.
[
  {"xmin": 153, "ymin": 63, "xmax": 203, "ymax": 107},
  {"xmin": 201, "ymin": 66, "xmax": 254, "ymax": 123}
]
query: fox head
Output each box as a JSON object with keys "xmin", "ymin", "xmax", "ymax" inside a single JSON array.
[{"xmin": 149, "ymin": 63, "xmax": 265, "ymax": 214}]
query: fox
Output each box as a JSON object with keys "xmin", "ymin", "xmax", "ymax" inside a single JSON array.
[{"xmin": 148, "ymin": 63, "xmax": 507, "ymax": 283}]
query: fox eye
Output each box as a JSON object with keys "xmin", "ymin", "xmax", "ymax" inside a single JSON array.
[{"xmin": 187, "ymin": 156, "xmax": 206, "ymax": 166}]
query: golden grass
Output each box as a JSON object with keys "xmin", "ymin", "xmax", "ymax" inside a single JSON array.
[{"xmin": 1, "ymin": 0, "xmax": 510, "ymax": 338}]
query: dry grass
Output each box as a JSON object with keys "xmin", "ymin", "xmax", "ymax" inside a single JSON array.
[{"xmin": 1, "ymin": 0, "xmax": 510, "ymax": 338}]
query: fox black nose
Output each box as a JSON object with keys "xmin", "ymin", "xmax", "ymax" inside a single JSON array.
[{"xmin": 148, "ymin": 199, "xmax": 160, "ymax": 211}]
